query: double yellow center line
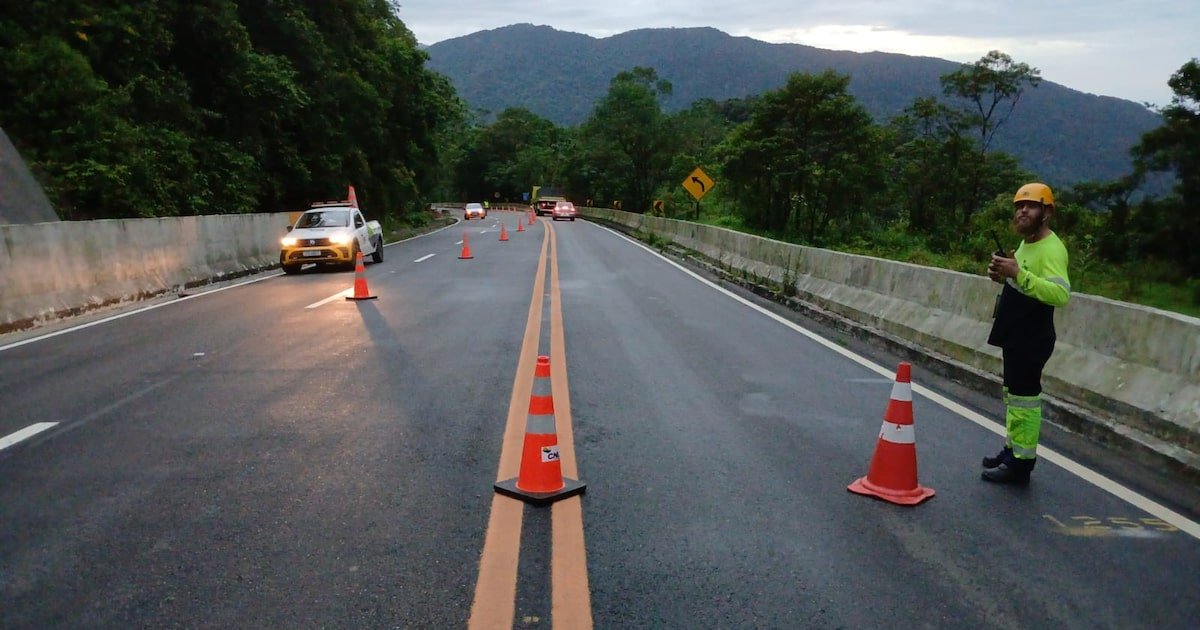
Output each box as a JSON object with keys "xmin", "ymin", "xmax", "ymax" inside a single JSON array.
[{"xmin": 468, "ymin": 221, "xmax": 592, "ymax": 628}]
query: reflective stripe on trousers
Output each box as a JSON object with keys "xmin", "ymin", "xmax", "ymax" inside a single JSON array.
[{"xmin": 1005, "ymin": 392, "xmax": 1041, "ymax": 459}]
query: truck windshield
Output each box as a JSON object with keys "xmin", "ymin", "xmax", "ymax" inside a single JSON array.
[{"xmin": 297, "ymin": 210, "xmax": 350, "ymax": 228}]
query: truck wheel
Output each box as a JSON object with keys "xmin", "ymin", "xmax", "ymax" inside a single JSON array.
[{"xmin": 371, "ymin": 237, "xmax": 384, "ymax": 263}]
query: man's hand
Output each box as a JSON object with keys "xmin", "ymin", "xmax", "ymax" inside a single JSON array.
[{"xmin": 988, "ymin": 254, "xmax": 1019, "ymax": 283}]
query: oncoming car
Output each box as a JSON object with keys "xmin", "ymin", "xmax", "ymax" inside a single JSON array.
[
  {"xmin": 464, "ymin": 202, "xmax": 487, "ymax": 220},
  {"xmin": 551, "ymin": 201, "xmax": 577, "ymax": 221}
]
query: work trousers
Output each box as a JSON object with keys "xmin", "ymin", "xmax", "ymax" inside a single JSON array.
[{"xmin": 1001, "ymin": 342, "xmax": 1054, "ymax": 460}]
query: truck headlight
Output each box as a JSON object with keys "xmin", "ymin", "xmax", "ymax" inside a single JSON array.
[
  {"xmin": 329, "ymin": 232, "xmax": 354, "ymax": 245},
  {"xmin": 281, "ymin": 237, "xmax": 297, "ymax": 247}
]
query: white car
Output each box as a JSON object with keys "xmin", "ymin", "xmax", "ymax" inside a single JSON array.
[
  {"xmin": 280, "ymin": 204, "xmax": 383, "ymax": 274},
  {"xmin": 464, "ymin": 202, "xmax": 487, "ymax": 220}
]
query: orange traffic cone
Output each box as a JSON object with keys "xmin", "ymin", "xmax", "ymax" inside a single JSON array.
[
  {"xmin": 459, "ymin": 231, "xmax": 474, "ymax": 259},
  {"xmin": 499, "ymin": 222, "xmax": 509, "ymax": 241},
  {"xmin": 347, "ymin": 184, "xmax": 358, "ymax": 208},
  {"xmin": 495, "ymin": 355, "xmax": 586, "ymax": 505},
  {"xmin": 528, "ymin": 211, "xmax": 535, "ymax": 226},
  {"xmin": 345, "ymin": 250, "xmax": 377, "ymax": 301},
  {"xmin": 848, "ymin": 362, "xmax": 934, "ymax": 505},
  {"xmin": 517, "ymin": 219, "xmax": 525, "ymax": 233}
]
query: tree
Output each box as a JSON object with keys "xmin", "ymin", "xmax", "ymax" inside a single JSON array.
[
  {"xmin": 1130, "ymin": 58, "xmax": 1200, "ymax": 273},
  {"xmin": 941, "ymin": 50, "xmax": 1041, "ymax": 154},
  {"xmin": 719, "ymin": 71, "xmax": 882, "ymax": 243},
  {"xmin": 577, "ymin": 67, "xmax": 674, "ymax": 213},
  {"xmin": 940, "ymin": 51, "xmax": 1041, "ymax": 225}
]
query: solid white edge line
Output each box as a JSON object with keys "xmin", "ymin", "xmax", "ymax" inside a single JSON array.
[
  {"xmin": 414, "ymin": 253, "xmax": 436, "ymax": 263},
  {"xmin": 0, "ymin": 272, "xmax": 282, "ymax": 353},
  {"xmin": 599, "ymin": 223, "xmax": 1200, "ymax": 541},
  {"xmin": 0, "ymin": 422, "xmax": 60, "ymax": 451}
]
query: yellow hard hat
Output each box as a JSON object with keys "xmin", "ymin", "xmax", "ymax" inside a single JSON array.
[{"xmin": 1014, "ymin": 183, "xmax": 1054, "ymax": 207}]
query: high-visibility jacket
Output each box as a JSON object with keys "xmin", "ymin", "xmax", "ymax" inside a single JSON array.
[{"xmin": 987, "ymin": 231, "xmax": 1070, "ymax": 349}]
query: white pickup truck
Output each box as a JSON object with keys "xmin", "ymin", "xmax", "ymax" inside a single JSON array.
[{"xmin": 279, "ymin": 202, "xmax": 384, "ymax": 274}]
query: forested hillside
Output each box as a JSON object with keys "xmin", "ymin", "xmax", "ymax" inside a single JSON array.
[
  {"xmin": 425, "ymin": 24, "xmax": 1163, "ymax": 186},
  {"xmin": 0, "ymin": 0, "xmax": 459, "ymax": 220}
]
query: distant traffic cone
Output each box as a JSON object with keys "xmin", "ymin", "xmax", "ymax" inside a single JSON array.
[
  {"xmin": 517, "ymin": 219, "xmax": 525, "ymax": 233},
  {"xmin": 848, "ymin": 362, "xmax": 934, "ymax": 505},
  {"xmin": 528, "ymin": 211, "xmax": 535, "ymax": 226},
  {"xmin": 495, "ymin": 355, "xmax": 586, "ymax": 505},
  {"xmin": 499, "ymin": 222, "xmax": 509, "ymax": 241},
  {"xmin": 459, "ymin": 231, "xmax": 474, "ymax": 259},
  {"xmin": 345, "ymin": 250, "xmax": 377, "ymax": 301},
  {"xmin": 347, "ymin": 184, "xmax": 358, "ymax": 208}
]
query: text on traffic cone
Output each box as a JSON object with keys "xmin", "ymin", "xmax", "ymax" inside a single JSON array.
[
  {"xmin": 345, "ymin": 250, "xmax": 377, "ymax": 301},
  {"xmin": 847, "ymin": 362, "xmax": 934, "ymax": 505},
  {"xmin": 494, "ymin": 355, "xmax": 586, "ymax": 504}
]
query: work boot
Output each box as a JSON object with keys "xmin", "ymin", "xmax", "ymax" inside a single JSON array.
[
  {"xmin": 981, "ymin": 458, "xmax": 1035, "ymax": 484},
  {"xmin": 981, "ymin": 446, "xmax": 1013, "ymax": 469}
]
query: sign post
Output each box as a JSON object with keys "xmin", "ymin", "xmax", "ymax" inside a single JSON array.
[{"xmin": 682, "ymin": 167, "xmax": 715, "ymax": 220}]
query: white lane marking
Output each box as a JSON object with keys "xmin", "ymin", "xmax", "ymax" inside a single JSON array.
[
  {"xmin": 414, "ymin": 253, "xmax": 436, "ymax": 263},
  {"xmin": 457, "ymin": 240, "xmax": 465, "ymax": 245},
  {"xmin": 0, "ymin": 273, "xmax": 282, "ymax": 353},
  {"xmin": 1, "ymin": 422, "xmax": 59, "ymax": 451},
  {"xmin": 603, "ymin": 224, "xmax": 1200, "ymax": 541},
  {"xmin": 305, "ymin": 288, "xmax": 353, "ymax": 309}
]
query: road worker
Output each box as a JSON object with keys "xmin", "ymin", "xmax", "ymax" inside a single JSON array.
[{"xmin": 982, "ymin": 182, "xmax": 1071, "ymax": 484}]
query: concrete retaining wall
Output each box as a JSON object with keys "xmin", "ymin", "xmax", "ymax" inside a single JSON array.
[
  {"xmin": 583, "ymin": 207, "xmax": 1200, "ymax": 467},
  {"xmin": 1, "ymin": 212, "xmax": 292, "ymax": 333}
]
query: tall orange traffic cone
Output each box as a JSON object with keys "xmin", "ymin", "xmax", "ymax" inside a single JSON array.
[
  {"xmin": 528, "ymin": 211, "xmax": 535, "ymax": 226},
  {"xmin": 517, "ymin": 218, "xmax": 525, "ymax": 233},
  {"xmin": 499, "ymin": 222, "xmax": 509, "ymax": 241},
  {"xmin": 345, "ymin": 250, "xmax": 377, "ymax": 301},
  {"xmin": 347, "ymin": 184, "xmax": 358, "ymax": 208},
  {"xmin": 494, "ymin": 355, "xmax": 586, "ymax": 505},
  {"xmin": 459, "ymin": 231, "xmax": 474, "ymax": 259},
  {"xmin": 848, "ymin": 362, "xmax": 934, "ymax": 505}
]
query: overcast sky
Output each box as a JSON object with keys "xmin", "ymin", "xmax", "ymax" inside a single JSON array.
[{"xmin": 394, "ymin": 1, "xmax": 1197, "ymax": 107}]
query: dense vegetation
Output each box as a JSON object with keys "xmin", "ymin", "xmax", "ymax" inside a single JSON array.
[
  {"xmin": 1, "ymin": 6, "xmax": 1195, "ymax": 314},
  {"xmin": 0, "ymin": 0, "xmax": 459, "ymax": 221},
  {"xmin": 448, "ymin": 56, "xmax": 1200, "ymax": 316},
  {"xmin": 424, "ymin": 24, "xmax": 1164, "ymax": 187}
]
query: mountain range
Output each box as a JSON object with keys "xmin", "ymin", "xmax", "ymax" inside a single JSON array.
[{"xmin": 424, "ymin": 24, "xmax": 1163, "ymax": 187}]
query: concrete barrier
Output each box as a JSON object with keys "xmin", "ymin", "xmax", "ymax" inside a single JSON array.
[
  {"xmin": 582, "ymin": 206, "xmax": 1200, "ymax": 479},
  {"xmin": 0, "ymin": 212, "xmax": 292, "ymax": 334}
]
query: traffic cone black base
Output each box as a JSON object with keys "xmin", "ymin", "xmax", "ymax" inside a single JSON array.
[{"xmin": 493, "ymin": 477, "xmax": 586, "ymax": 506}]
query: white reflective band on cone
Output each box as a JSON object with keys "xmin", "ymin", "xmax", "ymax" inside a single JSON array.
[
  {"xmin": 878, "ymin": 421, "xmax": 916, "ymax": 444},
  {"xmin": 889, "ymin": 381, "xmax": 912, "ymax": 402}
]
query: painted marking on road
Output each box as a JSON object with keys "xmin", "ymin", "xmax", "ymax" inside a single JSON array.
[
  {"xmin": 604, "ymin": 224, "xmax": 1200, "ymax": 542},
  {"xmin": 0, "ymin": 422, "xmax": 59, "ymax": 451},
  {"xmin": 413, "ymin": 253, "xmax": 436, "ymax": 263},
  {"xmin": 1042, "ymin": 514, "xmax": 1178, "ymax": 539},
  {"xmin": 305, "ymin": 289, "xmax": 353, "ymax": 309}
]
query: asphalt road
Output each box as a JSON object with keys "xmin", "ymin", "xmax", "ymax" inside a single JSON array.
[{"xmin": 2, "ymin": 210, "xmax": 1198, "ymax": 628}]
